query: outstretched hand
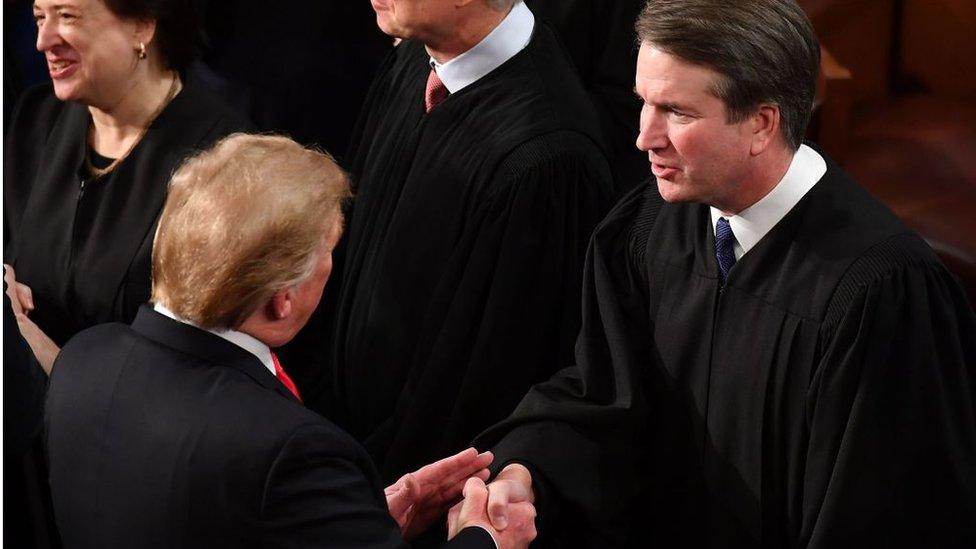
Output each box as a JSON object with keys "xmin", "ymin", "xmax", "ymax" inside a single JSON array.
[{"xmin": 385, "ymin": 447, "xmax": 493, "ymax": 539}]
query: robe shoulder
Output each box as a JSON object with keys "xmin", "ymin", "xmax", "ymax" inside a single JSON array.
[{"xmin": 371, "ymin": 25, "xmax": 608, "ymax": 166}]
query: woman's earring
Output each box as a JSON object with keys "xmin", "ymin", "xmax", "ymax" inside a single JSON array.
[{"xmin": 137, "ymin": 42, "xmax": 147, "ymax": 60}]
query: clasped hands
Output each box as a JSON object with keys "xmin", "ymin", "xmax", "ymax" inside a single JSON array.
[{"xmin": 385, "ymin": 449, "xmax": 536, "ymax": 548}]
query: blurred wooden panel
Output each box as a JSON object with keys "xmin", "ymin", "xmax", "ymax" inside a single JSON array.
[
  {"xmin": 901, "ymin": 0, "xmax": 976, "ymax": 97},
  {"xmin": 800, "ymin": 0, "xmax": 895, "ymax": 103}
]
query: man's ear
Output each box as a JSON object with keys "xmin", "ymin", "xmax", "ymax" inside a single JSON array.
[
  {"xmin": 270, "ymin": 289, "xmax": 293, "ymax": 321},
  {"xmin": 749, "ymin": 103, "xmax": 781, "ymax": 156},
  {"xmin": 132, "ymin": 18, "xmax": 157, "ymax": 50}
]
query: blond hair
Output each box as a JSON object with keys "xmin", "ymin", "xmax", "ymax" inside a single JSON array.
[{"xmin": 151, "ymin": 133, "xmax": 351, "ymax": 330}]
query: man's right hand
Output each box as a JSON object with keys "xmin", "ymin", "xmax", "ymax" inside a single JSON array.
[{"xmin": 447, "ymin": 477, "xmax": 536, "ymax": 549}]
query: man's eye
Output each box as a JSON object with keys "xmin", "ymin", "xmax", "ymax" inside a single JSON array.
[{"xmin": 58, "ymin": 10, "xmax": 77, "ymax": 21}]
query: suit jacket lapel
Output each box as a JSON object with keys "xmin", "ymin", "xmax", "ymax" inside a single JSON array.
[{"xmin": 131, "ymin": 306, "xmax": 301, "ymax": 404}]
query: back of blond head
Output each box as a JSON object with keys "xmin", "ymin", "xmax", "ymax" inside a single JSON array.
[{"xmin": 151, "ymin": 133, "xmax": 351, "ymax": 330}]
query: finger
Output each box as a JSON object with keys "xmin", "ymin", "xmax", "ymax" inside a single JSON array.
[
  {"xmin": 508, "ymin": 502, "xmax": 538, "ymax": 542},
  {"xmin": 474, "ymin": 468, "xmax": 491, "ymax": 482},
  {"xmin": 486, "ymin": 481, "xmax": 511, "ymax": 530},
  {"xmin": 17, "ymin": 283, "xmax": 33, "ymax": 311},
  {"xmin": 5, "ymin": 275, "xmax": 24, "ymax": 317},
  {"xmin": 446, "ymin": 500, "xmax": 463, "ymax": 540},
  {"xmin": 385, "ymin": 473, "xmax": 415, "ymax": 519},
  {"xmin": 414, "ymin": 447, "xmax": 478, "ymax": 483},
  {"xmin": 439, "ymin": 450, "xmax": 492, "ymax": 486},
  {"xmin": 414, "ymin": 448, "xmax": 492, "ymax": 493}
]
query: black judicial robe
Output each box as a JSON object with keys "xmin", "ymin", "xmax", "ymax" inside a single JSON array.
[
  {"xmin": 4, "ymin": 80, "xmax": 249, "ymax": 346},
  {"xmin": 315, "ymin": 26, "xmax": 614, "ymax": 481},
  {"xmin": 479, "ymin": 159, "xmax": 976, "ymax": 547},
  {"xmin": 526, "ymin": 0, "xmax": 648, "ymax": 194}
]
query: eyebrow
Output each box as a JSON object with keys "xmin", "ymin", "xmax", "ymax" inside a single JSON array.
[{"xmin": 34, "ymin": 3, "xmax": 74, "ymax": 10}]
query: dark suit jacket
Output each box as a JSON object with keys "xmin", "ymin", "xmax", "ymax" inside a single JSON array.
[{"xmin": 45, "ymin": 307, "xmax": 493, "ymax": 548}]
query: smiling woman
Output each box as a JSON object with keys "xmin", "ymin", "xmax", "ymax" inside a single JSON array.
[{"xmin": 3, "ymin": 0, "xmax": 249, "ymax": 373}]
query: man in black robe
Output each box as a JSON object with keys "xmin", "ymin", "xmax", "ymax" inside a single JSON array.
[
  {"xmin": 476, "ymin": 0, "xmax": 976, "ymax": 546},
  {"xmin": 291, "ymin": 0, "xmax": 613, "ymax": 483}
]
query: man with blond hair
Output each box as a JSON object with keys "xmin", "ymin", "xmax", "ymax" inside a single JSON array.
[{"xmin": 44, "ymin": 134, "xmax": 537, "ymax": 548}]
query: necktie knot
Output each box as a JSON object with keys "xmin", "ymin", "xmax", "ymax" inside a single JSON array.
[
  {"xmin": 425, "ymin": 69, "xmax": 449, "ymax": 113},
  {"xmin": 715, "ymin": 217, "xmax": 737, "ymax": 284}
]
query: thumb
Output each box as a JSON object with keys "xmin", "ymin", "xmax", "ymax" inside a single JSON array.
[
  {"xmin": 456, "ymin": 477, "xmax": 489, "ymax": 528},
  {"xmin": 386, "ymin": 473, "xmax": 416, "ymax": 519},
  {"xmin": 487, "ymin": 482, "xmax": 511, "ymax": 530}
]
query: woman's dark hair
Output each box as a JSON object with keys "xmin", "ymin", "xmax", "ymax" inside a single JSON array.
[{"xmin": 103, "ymin": 0, "xmax": 204, "ymax": 70}]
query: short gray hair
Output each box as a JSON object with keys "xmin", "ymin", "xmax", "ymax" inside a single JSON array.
[{"xmin": 636, "ymin": 0, "xmax": 819, "ymax": 150}]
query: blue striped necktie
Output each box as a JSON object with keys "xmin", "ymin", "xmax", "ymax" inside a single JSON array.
[{"xmin": 715, "ymin": 217, "xmax": 737, "ymax": 284}]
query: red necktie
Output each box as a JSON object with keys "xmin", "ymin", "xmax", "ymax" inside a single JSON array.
[
  {"xmin": 425, "ymin": 69, "xmax": 449, "ymax": 113},
  {"xmin": 271, "ymin": 352, "xmax": 302, "ymax": 402}
]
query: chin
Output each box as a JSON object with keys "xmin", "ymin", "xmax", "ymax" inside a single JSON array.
[
  {"xmin": 51, "ymin": 83, "xmax": 77, "ymax": 102},
  {"xmin": 655, "ymin": 178, "xmax": 692, "ymax": 203},
  {"xmin": 51, "ymin": 82, "xmax": 89, "ymax": 105},
  {"xmin": 375, "ymin": 14, "xmax": 399, "ymax": 37}
]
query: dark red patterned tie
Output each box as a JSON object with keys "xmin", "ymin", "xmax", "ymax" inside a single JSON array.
[
  {"xmin": 271, "ymin": 352, "xmax": 302, "ymax": 402},
  {"xmin": 425, "ymin": 69, "xmax": 449, "ymax": 113}
]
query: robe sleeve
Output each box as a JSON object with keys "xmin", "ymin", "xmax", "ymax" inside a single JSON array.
[
  {"xmin": 801, "ymin": 234, "xmax": 976, "ymax": 547},
  {"xmin": 474, "ymin": 183, "xmax": 660, "ymax": 543},
  {"xmin": 374, "ymin": 131, "xmax": 613, "ymax": 477}
]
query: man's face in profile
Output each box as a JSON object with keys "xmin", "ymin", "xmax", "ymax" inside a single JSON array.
[{"xmin": 634, "ymin": 43, "xmax": 756, "ymax": 208}]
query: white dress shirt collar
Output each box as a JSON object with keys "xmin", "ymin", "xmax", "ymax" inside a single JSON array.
[
  {"xmin": 710, "ymin": 144, "xmax": 828, "ymax": 260},
  {"xmin": 153, "ymin": 303, "xmax": 276, "ymax": 376},
  {"xmin": 429, "ymin": 1, "xmax": 535, "ymax": 94}
]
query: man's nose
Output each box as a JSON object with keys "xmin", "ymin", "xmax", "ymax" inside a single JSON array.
[{"xmin": 636, "ymin": 109, "xmax": 668, "ymax": 152}]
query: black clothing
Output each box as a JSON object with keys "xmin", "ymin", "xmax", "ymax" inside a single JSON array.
[
  {"xmin": 526, "ymin": 0, "xmax": 648, "ymax": 195},
  {"xmin": 3, "ymin": 275, "xmax": 46, "ymax": 458},
  {"xmin": 301, "ymin": 25, "xmax": 613, "ymax": 482},
  {"xmin": 479, "ymin": 161, "xmax": 976, "ymax": 547},
  {"xmin": 46, "ymin": 307, "xmax": 494, "ymax": 549},
  {"xmin": 4, "ymin": 276, "xmax": 56, "ymax": 549},
  {"xmin": 4, "ymin": 81, "xmax": 249, "ymax": 346}
]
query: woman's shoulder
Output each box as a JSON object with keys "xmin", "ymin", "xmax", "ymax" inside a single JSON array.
[{"xmin": 7, "ymin": 83, "xmax": 75, "ymax": 142}]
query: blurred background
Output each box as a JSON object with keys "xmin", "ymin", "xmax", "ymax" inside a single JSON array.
[{"xmin": 800, "ymin": 0, "xmax": 976, "ymax": 304}]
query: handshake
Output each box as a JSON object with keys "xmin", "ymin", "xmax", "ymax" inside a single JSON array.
[{"xmin": 385, "ymin": 448, "xmax": 538, "ymax": 548}]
